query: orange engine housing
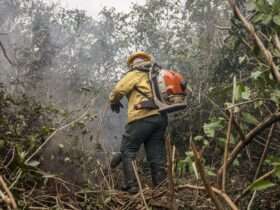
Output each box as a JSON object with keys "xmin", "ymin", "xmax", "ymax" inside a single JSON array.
[{"xmin": 163, "ymin": 70, "xmax": 186, "ymax": 95}]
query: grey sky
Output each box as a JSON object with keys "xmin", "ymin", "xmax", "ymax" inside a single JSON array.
[{"xmin": 47, "ymin": 0, "xmax": 146, "ymax": 17}]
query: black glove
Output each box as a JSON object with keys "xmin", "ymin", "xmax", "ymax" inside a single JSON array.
[{"xmin": 110, "ymin": 102, "xmax": 123, "ymax": 113}]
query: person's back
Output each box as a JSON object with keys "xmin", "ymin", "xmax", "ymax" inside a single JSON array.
[
  {"xmin": 110, "ymin": 69, "xmax": 158, "ymax": 123},
  {"xmin": 109, "ymin": 51, "xmax": 168, "ymax": 193}
]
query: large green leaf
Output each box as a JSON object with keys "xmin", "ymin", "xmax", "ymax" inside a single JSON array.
[
  {"xmin": 262, "ymin": 14, "xmax": 273, "ymax": 24},
  {"xmin": 256, "ymin": 0, "xmax": 272, "ymax": 13},
  {"xmin": 273, "ymin": 0, "xmax": 280, "ymax": 12},
  {"xmin": 253, "ymin": 13, "xmax": 266, "ymax": 23},
  {"xmin": 247, "ymin": 0, "xmax": 257, "ymax": 11},
  {"xmin": 273, "ymin": 15, "xmax": 280, "ymax": 25},
  {"xmin": 250, "ymin": 179, "xmax": 275, "ymax": 191}
]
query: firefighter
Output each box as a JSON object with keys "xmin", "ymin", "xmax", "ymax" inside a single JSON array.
[{"xmin": 109, "ymin": 51, "xmax": 167, "ymax": 193}]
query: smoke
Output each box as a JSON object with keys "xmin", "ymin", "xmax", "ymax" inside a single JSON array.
[{"xmin": 0, "ymin": 0, "xmax": 129, "ymax": 182}]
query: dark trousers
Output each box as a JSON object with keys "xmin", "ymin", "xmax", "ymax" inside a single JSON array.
[{"xmin": 120, "ymin": 114, "xmax": 168, "ymax": 187}]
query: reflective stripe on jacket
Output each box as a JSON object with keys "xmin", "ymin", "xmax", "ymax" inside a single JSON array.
[{"xmin": 109, "ymin": 70, "xmax": 159, "ymax": 123}]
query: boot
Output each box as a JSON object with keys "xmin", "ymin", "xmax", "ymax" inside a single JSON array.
[
  {"xmin": 122, "ymin": 158, "xmax": 139, "ymax": 194},
  {"xmin": 110, "ymin": 152, "xmax": 122, "ymax": 169},
  {"xmin": 151, "ymin": 165, "xmax": 166, "ymax": 187}
]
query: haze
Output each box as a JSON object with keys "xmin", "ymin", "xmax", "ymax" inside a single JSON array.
[{"xmin": 45, "ymin": 0, "xmax": 146, "ymax": 17}]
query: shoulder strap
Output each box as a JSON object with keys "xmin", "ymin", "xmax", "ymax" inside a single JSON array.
[
  {"xmin": 133, "ymin": 62, "xmax": 162, "ymax": 101},
  {"xmin": 134, "ymin": 86, "xmax": 152, "ymax": 100}
]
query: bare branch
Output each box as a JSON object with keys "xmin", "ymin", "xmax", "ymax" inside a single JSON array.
[
  {"xmin": 254, "ymin": 124, "xmax": 276, "ymax": 180},
  {"xmin": 177, "ymin": 184, "xmax": 239, "ymax": 210},
  {"xmin": 132, "ymin": 161, "xmax": 149, "ymax": 210},
  {"xmin": 232, "ymin": 115, "xmax": 246, "ymax": 141},
  {"xmin": 273, "ymin": 33, "xmax": 280, "ymax": 52},
  {"xmin": 234, "ymin": 169, "xmax": 275, "ymax": 202},
  {"xmin": 222, "ymin": 110, "xmax": 233, "ymax": 191},
  {"xmin": 218, "ymin": 112, "xmax": 280, "ymax": 177},
  {"xmin": 215, "ymin": 25, "xmax": 231, "ymax": 30},
  {"xmin": 165, "ymin": 135, "xmax": 175, "ymax": 210},
  {"xmin": 235, "ymin": 124, "xmax": 276, "ymax": 203},
  {"xmin": 0, "ymin": 176, "xmax": 17, "ymax": 209},
  {"xmin": 0, "ymin": 41, "xmax": 14, "ymax": 65},
  {"xmin": 222, "ymin": 77, "xmax": 236, "ymax": 190}
]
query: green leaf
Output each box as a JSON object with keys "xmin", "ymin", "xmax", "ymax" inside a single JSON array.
[
  {"xmin": 238, "ymin": 55, "xmax": 247, "ymax": 64},
  {"xmin": 270, "ymin": 89, "xmax": 280, "ymax": 104},
  {"xmin": 177, "ymin": 160, "xmax": 187, "ymax": 175},
  {"xmin": 271, "ymin": 161, "xmax": 280, "ymax": 166},
  {"xmin": 256, "ymin": 0, "xmax": 271, "ymax": 12},
  {"xmin": 247, "ymin": 0, "xmax": 257, "ymax": 11},
  {"xmin": 262, "ymin": 14, "xmax": 273, "ymax": 24},
  {"xmin": 203, "ymin": 120, "xmax": 223, "ymax": 138},
  {"xmin": 0, "ymin": 140, "xmax": 5, "ymax": 149},
  {"xmin": 194, "ymin": 136, "xmax": 204, "ymax": 142},
  {"xmin": 27, "ymin": 160, "xmax": 40, "ymax": 167},
  {"xmin": 235, "ymin": 85, "xmax": 251, "ymax": 101},
  {"xmin": 273, "ymin": 15, "xmax": 280, "ymax": 25},
  {"xmin": 250, "ymin": 179, "xmax": 275, "ymax": 191},
  {"xmin": 267, "ymin": 0, "xmax": 275, "ymax": 5},
  {"xmin": 203, "ymin": 139, "xmax": 209, "ymax": 146},
  {"xmin": 232, "ymin": 76, "xmax": 237, "ymax": 101},
  {"xmin": 192, "ymin": 162, "xmax": 199, "ymax": 179},
  {"xmin": 241, "ymin": 87, "xmax": 251, "ymax": 100},
  {"xmin": 266, "ymin": 155, "xmax": 280, "ymax": 165},
  {"xmin": 256, "ymin": 0, "xmax": 265, "ymax": 10},
  {"xmin": 275, "ymin": 166, "xmax": 280, "ymax": 178},
  {"xmin": 242, "ymin": 113, "xmax": 259, "ymax": 125},
  {"xmin": 104, "ymin": 196, "xmax": 112, "ymax": 204},
  {"xmin": 42, "ymin": 173, "xmax": 56, "ymax": 178},
  {"xmin": 272, "ymin": 0, "xmax": 280, "ymax": 10},
  {"xmin": 254, "ymin": 100, "xmax": 264, "ymax": 109},
  {"xmin": 233, "ymin": 159, "xmax": 240, "ymax": 167},
  {"xmin": 217, "ymin": 138, "xmax": 226, "ymax": 148},
  {"xmin": 253, "ymin": 13, "xmax": 265, "ymax": 23},
  {"xmin": 235, "ymin": 84, "xmax": 244, "ymax": 101},
  {"xmin": 205, "ymin": 167, "xmax": 216, "ymax": 176},
  {"xmin": 64, "ymin": 157, "xmax": 71, "ymax": 162},
  {"xmin": 251, "ymin": 71, "xmax": 263, "ymax": 79}
]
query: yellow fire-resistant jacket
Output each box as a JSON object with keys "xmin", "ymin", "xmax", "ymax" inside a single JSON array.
[{"xmin": 109, "ymin": 70, "xmax": 159, "ymax": 123}]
